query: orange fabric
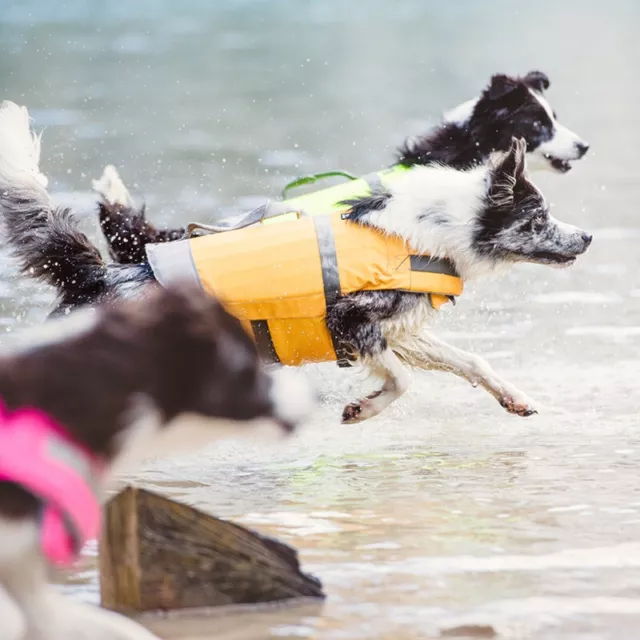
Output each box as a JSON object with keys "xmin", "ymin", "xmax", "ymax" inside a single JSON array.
[{"xmin": 188, "ymin": 213, "xmax": 463, "ymax": 365}]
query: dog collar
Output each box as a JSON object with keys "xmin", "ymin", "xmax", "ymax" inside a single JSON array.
[{"xmin": 0, "ymin": 403, "xmax": 104, "ymax": 566}]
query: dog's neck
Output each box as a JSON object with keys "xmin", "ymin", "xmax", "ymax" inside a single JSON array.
[{"xmin": 354, "ymin": 164, "xmax": 505, "ymax": 282}]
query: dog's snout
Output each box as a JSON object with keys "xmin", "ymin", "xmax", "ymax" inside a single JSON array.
[
  {"xmin": 581, "ymin": 231, "xmax": 593, "ymax": 248},
  {"xmin": 575, "ymin": 141, "xmax": 590, "ymax": 158}
]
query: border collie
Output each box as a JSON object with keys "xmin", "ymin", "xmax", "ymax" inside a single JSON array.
[
  {"xmin": 0, "ymin": 282, "xmax": 311, "ymax": 640},
  {"xmin": 0, "ymin": 101, "xmax": 592, "ymax": 424},
  {"xmin": 92, "ymin": 70, "xmax": 589, "ymax": 265}
]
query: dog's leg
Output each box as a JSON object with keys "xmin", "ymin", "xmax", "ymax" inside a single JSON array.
[
  {"xmin": 393, "ymin": 331, "xmax": 537, "ymax": 417},
  {"xmin": 327, "ymin": 291, "xmax": 421, "ymax": 423},
  {"xmin": 342, "ymin": 348, "xmax": 411, "ymax": 424},
  {"xmin": 92, "ymin": 165, "xmax": 185, "ymax": 264}
]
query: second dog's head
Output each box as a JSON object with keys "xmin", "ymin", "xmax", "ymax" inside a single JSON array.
[{"xmin": 444, "ymin": 70, "xmax": 589, "ymax": 173}]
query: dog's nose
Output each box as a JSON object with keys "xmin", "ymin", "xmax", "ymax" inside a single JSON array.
[
  {"xmin": 575, "ymin": 141, "xmax": 590, "ymax": 158},
  {"xmin": 581, "ymin": 231, "xmax": 593, "ymax": 248}
]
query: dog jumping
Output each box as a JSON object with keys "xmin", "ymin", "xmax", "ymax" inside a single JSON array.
[
  {"xmin": 0, "ymin": 101, "xmax": 592, "ymax": 425},
  {"xmin": 91, "ymin": 70, "xmax": 589, "ymax": 265}
]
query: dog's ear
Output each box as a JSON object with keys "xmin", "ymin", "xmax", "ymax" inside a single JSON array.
[
  {"xmin": 523, "ymin": 70, "xmax": 550, "ymax": 92},
  {"xmin": 487, "ymin": 137, "xmax": 527, "ymax": 203},
  {"xmin": 486, "ymin": 74, "xmax": 521, "ymax": 101}
]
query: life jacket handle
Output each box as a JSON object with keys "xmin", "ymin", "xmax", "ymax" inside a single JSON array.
[
  {"xmin": 281, "ymin": 170, "xmax": 359, "ymax": 199},
  {"xmin": 186, "ymin": 201, "xmax": 309, "ymax": 238}
]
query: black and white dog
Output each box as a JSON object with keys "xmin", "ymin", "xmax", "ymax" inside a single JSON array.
[
  {"xmin": 0, "ymin": 101, "xmax": 592, "ymax": 424},
  {"xmin": 92, "ymin": 70, "xmax": 589, "ymax": 265},
  {"xmin": 0, "ymin": 282, "xmax": 311, "ymax": 640}
]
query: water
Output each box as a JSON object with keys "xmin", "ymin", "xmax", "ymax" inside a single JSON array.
[{"xmin": 2, "ymin": 0, "xmax": 640, "ymax": 637}]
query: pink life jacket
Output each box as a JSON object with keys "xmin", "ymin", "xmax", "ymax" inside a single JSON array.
[{"xmin": 0, "ymin": 403, "xmax": 103, "ymax": 566}]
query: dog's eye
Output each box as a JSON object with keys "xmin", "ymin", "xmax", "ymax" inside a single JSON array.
[{"xmin": 532, "ymin": 120, "xmax": 542, "ymax": 131}]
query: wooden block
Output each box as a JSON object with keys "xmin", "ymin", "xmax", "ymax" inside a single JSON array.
[{"xmin": 99, "ymin": 486, "xmax": 324, "ymax": 613}]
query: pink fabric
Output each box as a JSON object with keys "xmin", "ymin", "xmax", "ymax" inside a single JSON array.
[{"xmin": 0, "ymin": 404, "xmax": 103, "ymax": 566}]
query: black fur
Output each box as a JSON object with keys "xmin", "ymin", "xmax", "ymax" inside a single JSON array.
[
  {"xmin": 473, "ymin": 137, "xmax": 592, "ymax": 261},
  {"xmin": 397, "ymin": 70, "xmax": 555, "ymax": 169},
  {"xmin": 339, "ymin": 191, "xmax": 392, "ymax": 223},
  {"xmin": 0, "ymin": 181, "xmax": 154, "ymax": 315},
  {"xmin": 99, "ymin": 201, "xmax": 185, "ymax": 264},
  {"xmin": 326, "ymin": 290, "xmax": 423, "ymax": 358},
  {"xmin": 523, "ymin": 70, "xmax": 550, "ymax": 92}
]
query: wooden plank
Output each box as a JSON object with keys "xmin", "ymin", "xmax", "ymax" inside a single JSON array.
[{"xmin": 99, "ymin": 486, "xmax": 324, "ymax": 613}]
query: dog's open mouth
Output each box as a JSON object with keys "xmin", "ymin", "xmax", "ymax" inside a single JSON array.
[
  {"xmin": 532, "ymin": 251, "xmax": 576, "ymax": 267},
  {"xmin": 544, "ymin": 154, "xmax": 572, "ymax": 173}
]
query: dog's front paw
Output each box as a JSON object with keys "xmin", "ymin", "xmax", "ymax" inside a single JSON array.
[
  {"xmin": 341, "ymin": 398, "xmax": 381, "ymax": 424},
  {"xmin": 342, "ymin": 401, "xmax": 365, "ymax": 423},
  {"xmin": 499, "ymin": 392, "xmax": 538, "ymax": 417}
]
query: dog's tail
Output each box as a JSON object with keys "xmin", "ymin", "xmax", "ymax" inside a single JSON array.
[
  {"xmin": 0, "ymin": 101, "xmax": 124, "ymax": 312},
  {"xmin": 93, "ymin": 165, "xmax": 185, "ymax": 265}
]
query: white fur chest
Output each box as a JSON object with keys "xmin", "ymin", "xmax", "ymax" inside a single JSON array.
[{"xmin": 381, "ymin": 296, "xmax": 438, "ymax": 347}]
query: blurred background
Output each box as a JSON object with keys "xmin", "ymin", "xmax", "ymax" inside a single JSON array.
[{"xmin": 2, "ymin": 1, "xmax": 640, "ymax": 638}]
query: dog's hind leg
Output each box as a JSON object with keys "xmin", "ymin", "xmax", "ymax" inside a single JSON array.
[
  {"xmin": 92, "ymin": 166, "xmax": 185, "ymax": 264},
  {"xmin": 393, "ymin": 331, "xmax": 537, "ymax": 417},
  {"xmin": 342, "ymin": 348, "xmax": 411, "ymax": 424}
]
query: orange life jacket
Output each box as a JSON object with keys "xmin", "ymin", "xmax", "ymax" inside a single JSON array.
[{"xmin": 146, "ymin": 213, "xmax": 463, "ymax": 367}]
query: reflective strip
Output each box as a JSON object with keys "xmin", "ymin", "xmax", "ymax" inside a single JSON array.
[
  {"xmin": 250, "ymin": 320, "xmax": 281, "ymax": 365},
  {"xmin": 45, "ymin": 436, "xmax": 101, "ymax": 553},
  {"xmin": 146, "ymin": 240, "xmax": 203, "ymax": 290},
  {"xmin": 312, "ymin": 216, "xmax": 341, "ymax": 308},
  {"xmin": 409, "ymin": 255, "xmax": 459, "ymax": 278},
  {"xmin": 312, "ymin": 215, "xmax": 353, "ymax": 366},
  {"xmin": 46, "ymin": 437, "xmax": 101, "ymax": 500}
]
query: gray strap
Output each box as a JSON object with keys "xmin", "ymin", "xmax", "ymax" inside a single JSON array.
[
  {"xmin": 312, "ymin": 215, "xmax": 354, "ymax": 366},
  {"xmin": 250, "ymin": 320, "xmax": 281, "ymax": 365},
  {"xmin": 186, "ymin": 202, "xmax": 307, "ymax": 237},
  {"xmin": 312, "ymin": 215, "xmax": 341, "ymax": 308},
  {"xmin": 187, "ymin": 205, "xmax": 270, "ymax": 235},
  {"xmin": 45, "ymin": 436, "xmax": 101, "ymax": 551}
]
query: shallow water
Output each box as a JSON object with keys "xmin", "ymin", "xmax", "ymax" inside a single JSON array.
[{"xmin": 2, "ymin": 0, "xmax": 640, "ymax": 638}]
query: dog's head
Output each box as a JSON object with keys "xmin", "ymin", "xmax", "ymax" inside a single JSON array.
[
  {"xmin": 444, "ymin": 71, "xmax": 589, "ymax": 173},
  {"xmin": 473, "ymin": 138, "xmax": 592, "ymax": 266}
]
